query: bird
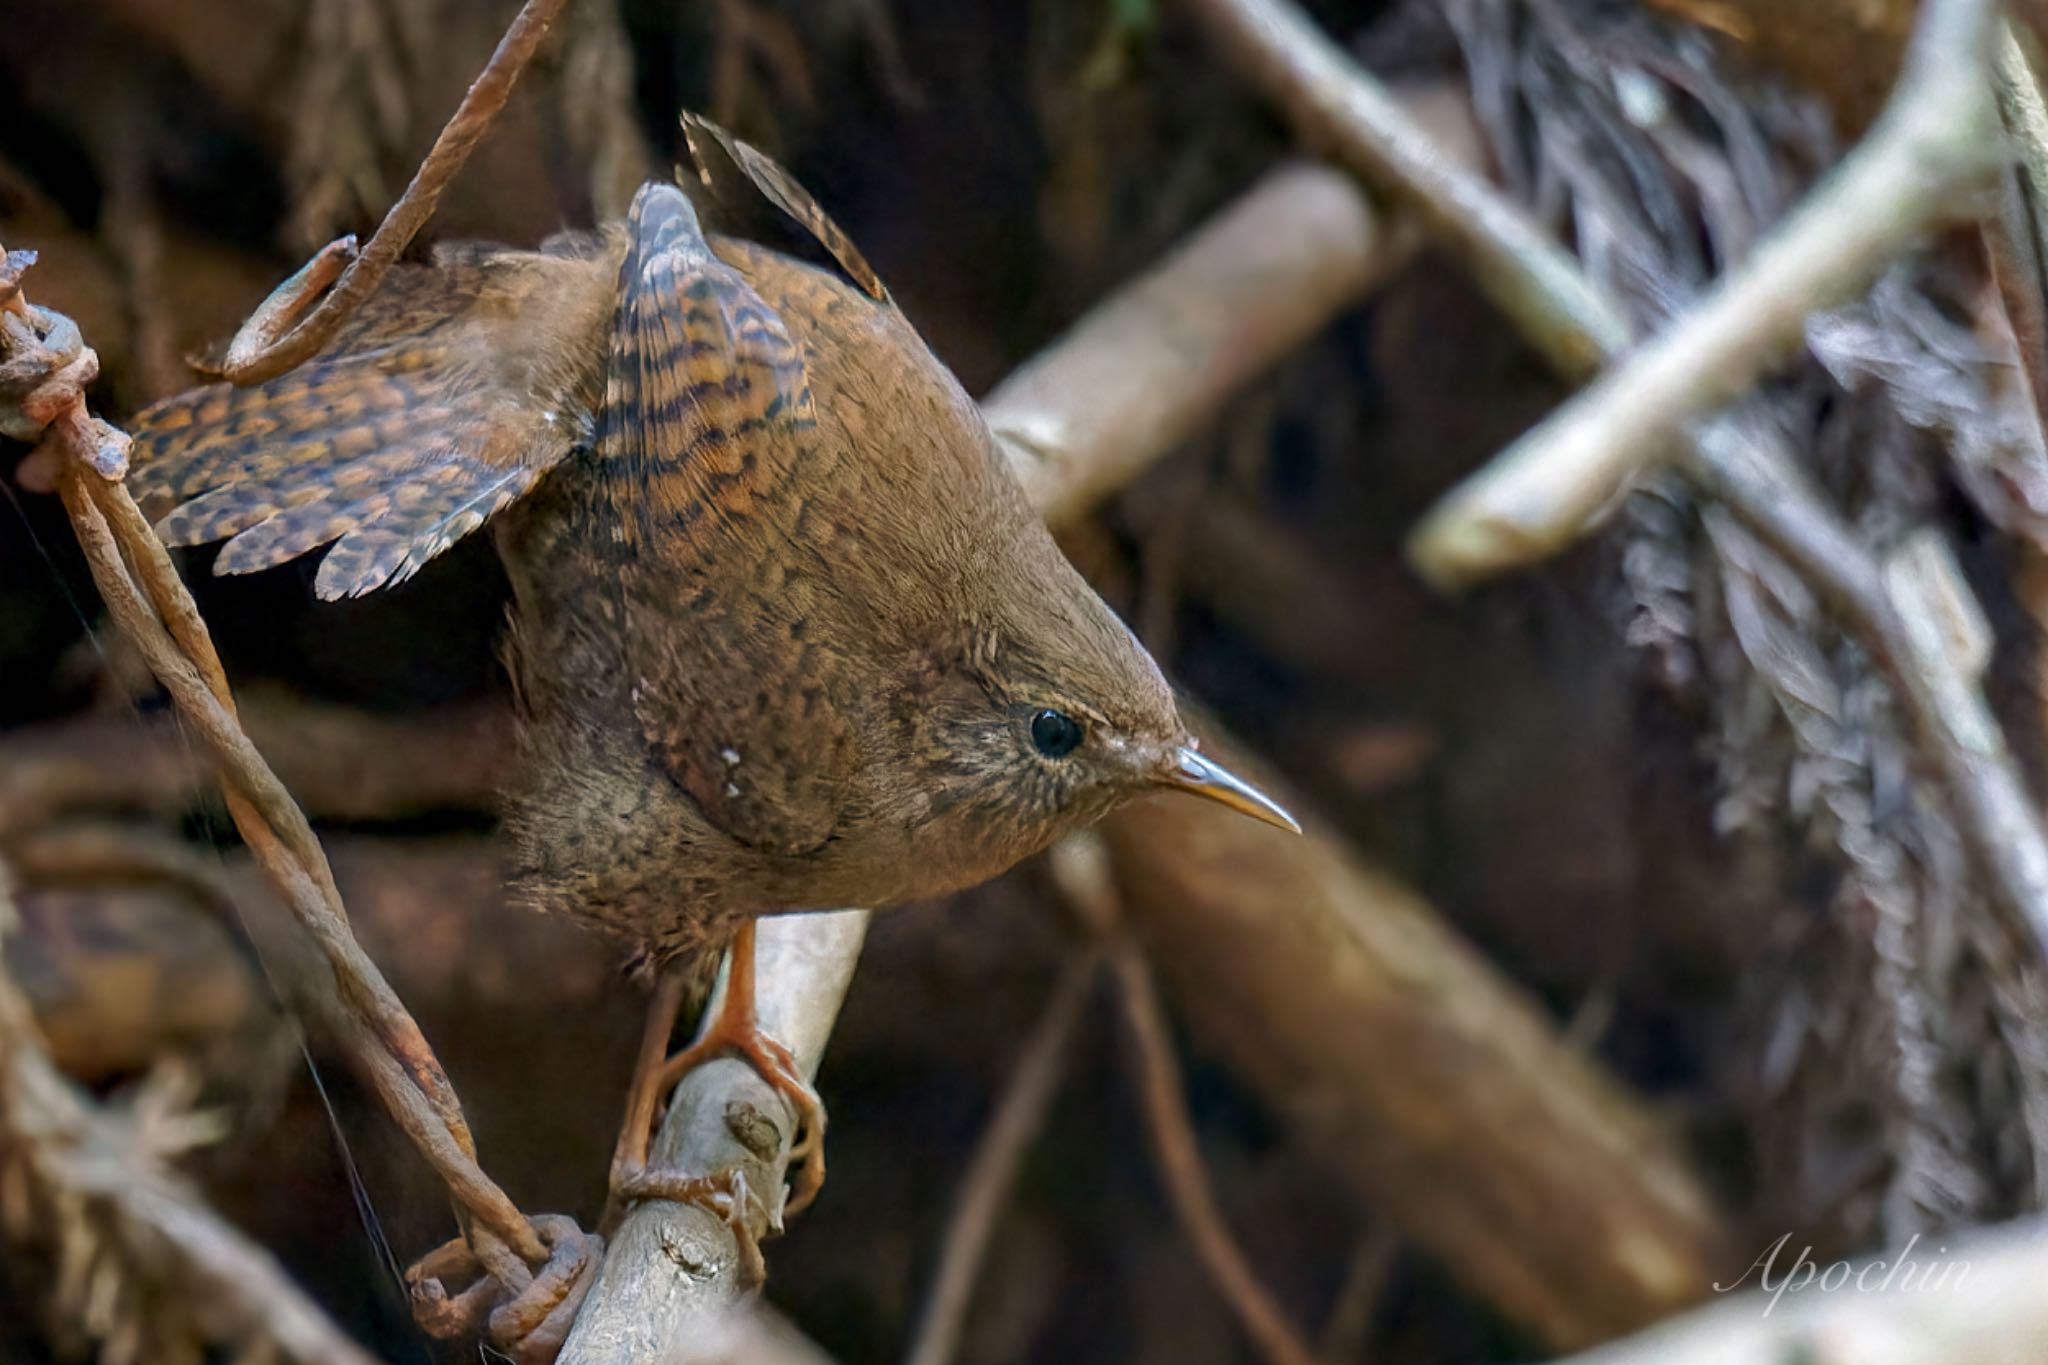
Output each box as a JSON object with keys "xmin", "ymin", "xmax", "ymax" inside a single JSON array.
[{"xmin": 125, "ymin": 115, "xmax": 1298, "ymax": 1233}]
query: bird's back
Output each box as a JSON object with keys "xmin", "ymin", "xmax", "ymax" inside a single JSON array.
[
  {"xmin": 494, "ymin": 225, "xmax": 1046, "ymax": 958},
  {"xmin": 124, "ymin": 145, "xmax": 1172, "ymax": 968}
]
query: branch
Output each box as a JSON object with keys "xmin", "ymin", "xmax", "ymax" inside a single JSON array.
[
  {"xmin": 0, "ymin": 688, "xmax": 512, "ymax": 834},
  {"xmin": 1986, "ymin": 23, "xmax": 2048, "ymax": 443},
  {"xmin": 53, "ymin": 471, "xmax": 547, "ymax": 1246},
  {"xmin": 2, "ymin": 821, "xmax": 284, "ymax": 1087},
  {"xmin": 1181, "ymin": 0, "xmax": 2048, "ymax": 963},
  {"xmin": 1049, "ymin": 833, "xmax": 1317, "ymax": 1365},
  {"xmin": 1400, "ymin": 0, "xmax": 2001, "ymax": 579},
  {"xmin": 1112, "ymin": 937, "xmax": 1315, "ymax": 1365},
  {"xmin": 1104, "ymin": 731, "xmax": 1727, "ymax": 1347},
  {"xmin": 903, "ymin": 950, "xmax": 1102, "ymax": 1365},
  {"xmin": 557, "ymin": 909, "xmax": 868, "ymax": 1360},
  {"xmin": 987, "ymin": 158, "xmax": 1427, "ymax": 523},
  {"xmin": 1175, "ymin": 0, "xmax": 1626, "ymax": 376},
  {"xmin": 1182, "ymin": 0, "xmax": 1999, "ymax": 583},
  {"xmin": 4, "ymin": 246, "xmax": 596, "ymax": 1357},
  {"xmin": 1187, "ymin": 0, "xmax": 1998, "ymax": 573},
  {"xmin": 216, "ymin": 0, "xmax": 570, "ymax": 383}
]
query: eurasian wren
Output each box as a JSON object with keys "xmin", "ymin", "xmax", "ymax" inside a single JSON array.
[{"xmin": 126, "ymin": 118, "xmax": 1296, "ymax": 1218}]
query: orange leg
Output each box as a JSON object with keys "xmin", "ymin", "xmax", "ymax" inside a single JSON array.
[
  {"xmin": 606, "ymin": 921, "xmax": 829, "ymax": 1240},
  {"xmin": 606, "ymin": 969, "xmax": 686, "ymax": 1206}
]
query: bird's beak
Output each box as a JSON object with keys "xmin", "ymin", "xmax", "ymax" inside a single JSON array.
[{"xmin": 1157, "ymin": 746, "xmax": 1301, "ymax": 835}]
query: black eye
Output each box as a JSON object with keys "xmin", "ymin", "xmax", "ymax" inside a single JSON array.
[{"xmin": 1029, "ymin": 708, "xmax": 1085, "ymax": 759}]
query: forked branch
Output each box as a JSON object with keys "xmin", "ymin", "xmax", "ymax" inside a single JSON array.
[{"xmin": 1181, "ymin": 0, "xmax": 2048, "ymax": 960}]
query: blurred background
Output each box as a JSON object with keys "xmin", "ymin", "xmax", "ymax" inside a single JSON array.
[{"xmin": 4, "ymin": 0, "xmax": 2041, "ymax": 1360}]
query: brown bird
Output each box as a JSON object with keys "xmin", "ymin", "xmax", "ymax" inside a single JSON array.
[{"xmin": 126, "ymin": 117, "xmax": 1296, "ymax": 1228}]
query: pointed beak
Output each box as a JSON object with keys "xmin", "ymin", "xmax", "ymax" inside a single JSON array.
[{"xmin": 1157, "ymin": 746, "xmax": 1301, "ymax": 835}]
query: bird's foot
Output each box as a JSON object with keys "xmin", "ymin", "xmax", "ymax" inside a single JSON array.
[
  {"xmin": 651, "ymin": 1001, "xmax": 829, "ymax": 1217},
  {"xmin": 610, "ymin": 1163, "xmax": 769, "ymax": 1285},
  {"xmin": 606, "ymin": 920, "xmax": 829, "ymax": 1243}
]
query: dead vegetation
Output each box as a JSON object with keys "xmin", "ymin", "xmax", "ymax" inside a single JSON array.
[{"xmin": 7, "ymin": 0, "xmax": 2048, "ymax": 1361}]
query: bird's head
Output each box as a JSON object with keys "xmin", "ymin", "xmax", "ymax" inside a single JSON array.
[
  {"xmin": 765, "ymin": 244, "xmax": 1296, "ymax": 903},
  {"xmin": 871, "ymin": 503, "xmax": 1297, "ymax": 892}
]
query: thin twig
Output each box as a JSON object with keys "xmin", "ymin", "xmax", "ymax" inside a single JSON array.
[
  {"xmin": 1315, "ymin": 1225, "xmax": 1399, "ymax": 1362},
  {"xmin": 1111, "ymin": 942, "xmax": 1316, "ymax": 1365},
  {"xmin": 1103, "ymin": 728, "xmax": 1726, "ymax": 1346},
  {"xmin": 217, "ymin": 0, "xmax": 569, "ymax": 384},
  {"xmin": 1050, "ymin": 834, "xmax": 1317, "ymax": 1365},
  {"xmin": 1177, "ymin": 0, "xmax": 1623, "ymax": 376},
  {"xmin": 904, "ymin": 950, "xmax": 1103, "ymax": 1365},
  {"xmin": 1182, "ymin": 0, "xmax": 2048, "ymax": 956},
  {"xmin": 13, "ymin": 0, "xmax": 595, "ymax": 1344},
  {"xmin": 56, "ymin": 468, "xmax": 540, "ymax": 1263},
  {"xmin": 2, "ymin": 235, "xmax": 596, "ymax": 1357},
  {"xmin": 1989, "ymin": 21, "xmax": 2048, "ymax": 444},
  {"xmin": 1183, "ymin": 0, "xmax": 2000, "ymax": 580}
]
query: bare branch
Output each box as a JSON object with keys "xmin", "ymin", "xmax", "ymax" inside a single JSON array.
[
  {"xmin": 558, "ymin": 910, "xmax": 868, "ymax": 1362},
  {"xmin": 904, "ymin": 950, "xmax": 1102, "ymax": 1365},
  {"xmin": 989, "ymin": 159, "xmax": 1423, "ymax": 523},
  {"xmin": 1183, "ymin": 0, "xmax": 2000, "ymax": 580},
  {"xmin": 1988, "ymin": 22, "xmax": 2048, "ymax": 446},
  {"xmin": 0, "ymin": 689, "xmax": 512, "ymax": 833},
  {"xmin": 1105, "ymin": 733, "xmax": 1727, "ymax": 1347},
  {"xmin": 1181, "ymin": 0, "xmax": 2048, "ymax": 962},
  {"xmin": 1046, "ymin": 833, "xmax": 1316, "ymax": 1365},
  {"xmin": 1111, "ymin": 938, "xmax": 1317, "ymax": 1365},
  {"xmin": 2, "ymin": 239, "xmax": 600, "ymax": 1357},
  {"xmin": 1177, "ymin": 0, "xmax": 1625, "ymax": 375},
  {"xmin": 1315, "ymin": 1225, "xmax": 1399, "ymax": 1362},
  {"xmin": 1401, "ymin": 0, "xmax": 2000, "ymax": 579}
]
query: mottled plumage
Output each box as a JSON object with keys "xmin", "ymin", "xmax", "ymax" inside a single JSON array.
[
  {"xmin": 131, "ymin": 238, "xmax": 616, "ymax": 599},
  {"xmin": 128, "ymin": 121, "xmax": 1297, "ymax": 1222},
  {"xmin": 128, "ymin": 122, "xmax": 1294, "ymax": 974}
]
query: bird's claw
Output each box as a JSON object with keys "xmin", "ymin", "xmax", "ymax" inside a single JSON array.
[
  {"xmin": 611, "ymin": 1164, "xmax": 768, "ymax": 1286},
  {"xmin": 655, "ymin": 1019, "xmax": 829, "ymax": 1219}
]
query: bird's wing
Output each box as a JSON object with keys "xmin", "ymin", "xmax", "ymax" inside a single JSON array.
[
  {"xmin": 127, "ymin": 235, "xmax": 619, "ymax": 599},
  {"xmin": 607, "ymin": 180, "xmax": 863, "ymax": 857}
]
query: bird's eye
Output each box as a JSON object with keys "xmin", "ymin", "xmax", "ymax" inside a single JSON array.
[{"xmin": 1029, "ymin": 708, "xmax": 1085, "ymax": 759}]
